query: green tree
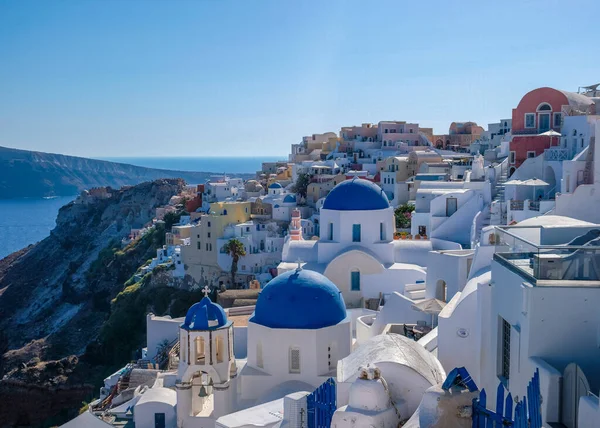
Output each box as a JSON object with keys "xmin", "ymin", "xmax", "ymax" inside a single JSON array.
[
  {"xmin": 394, "ymin": 203, "xmax": 415, "ymax": 229},
  {"xmin": 221, "ymin": 238, "xmax": 246, "ymax": 288},
  {"xmin": 292, "ymin": 173, "xmax": 310, "ymax": 199}
]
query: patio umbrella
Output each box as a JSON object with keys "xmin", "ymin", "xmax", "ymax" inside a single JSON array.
[
  {"xmin": 520, "ymin": 177, "xmax": 549, "ymax": 200},
  {"xmin": 538, "ymin": 129, "xmax": 561, "ymax": 146},
  {"xmin": 411, "ymin": 298, "xmax": 447, "ymax": 314},
  {"xmin": 412, "ymin": 298, "xmax": 447, "ymax": 328}
]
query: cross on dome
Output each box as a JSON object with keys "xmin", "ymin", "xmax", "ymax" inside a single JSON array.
[
  {"xmin": 202, "ymin": 285, "xmax": 211, "ymax": 297},
  {"xmin": 296, "ymin": 258, "xmax": 304, "ymax": 271}
]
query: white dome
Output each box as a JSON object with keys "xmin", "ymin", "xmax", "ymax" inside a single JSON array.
[{"xmin": 348, "ymin": 378, "xmax": 390, "ymax": 411}]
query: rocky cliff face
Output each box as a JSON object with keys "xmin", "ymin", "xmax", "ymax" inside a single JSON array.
[
  {"xmin": 0, "ymin": 146, "xmax": 252, "ymax": 198},
  {"xmin": 0, "ymin": 179, "xmax": 188, "ymax": 426}
]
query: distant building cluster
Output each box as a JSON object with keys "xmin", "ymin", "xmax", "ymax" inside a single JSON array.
[{"xmin": 64, "ymin": 82, "xmax": 600, "ymax": 428}]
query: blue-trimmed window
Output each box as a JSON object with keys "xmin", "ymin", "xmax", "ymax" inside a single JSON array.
[
  {"xmin": 352, "ymin": 224, "xmax": 361, "ymax": 242},
  {"xmin": 351, "ymin": 271, "xmax": 360, "ymax": 291}
]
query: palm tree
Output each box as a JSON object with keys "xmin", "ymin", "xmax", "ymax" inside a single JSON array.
[{"xmin": 221, "ymin": 238, "xmax": 246, "ymax": 288}]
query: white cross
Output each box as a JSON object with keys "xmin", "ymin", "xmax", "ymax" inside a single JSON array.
[
  {"xmin": 296, "ymin": 258, "xmax": 303, "ymax": 270},
  {"xmin": 202, "ymin": 286, "xmax": 211, "ymax": 298}
]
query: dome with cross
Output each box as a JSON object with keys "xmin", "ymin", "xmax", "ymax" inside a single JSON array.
[{"xmin": 182, "ymin": 288, "xmax": 228, "ymax": 330}]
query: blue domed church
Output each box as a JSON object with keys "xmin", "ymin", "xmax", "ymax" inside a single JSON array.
[
  {"xmin": 279, "ymin": 178, "xmax": 428, "ymax": 307},
  {"xmin": 238, "ymin": 267, "xmax": 352, "ymax": 405}
]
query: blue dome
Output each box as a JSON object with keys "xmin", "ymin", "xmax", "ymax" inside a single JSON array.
[
  {"xmin": 182, "ymin": 296, "xmax": 228, "ymax": 330},
  {"xmin": 269, "ymin": 182, "xmax": 283, "ymax": 189},
  {"xmin": 323, "ymin": 178, "xmax": 390, "ymax": 211},
  {"xmin": 283, "ymin": 194, "xmax": 296, "ymax": 203},
  {"xmin": 252, "ymin": 269, "xmax": 347, "ymax": 329}
]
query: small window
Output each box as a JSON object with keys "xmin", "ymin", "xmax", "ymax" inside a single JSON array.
[
  {"xmin": 527, "ymin": 151, "xmax": 536, "ymax": 159},
  {"xmin": 380, "ymin": 222, "xmax": 385, "ymax": 241},
  {"xmin": 352, "ymin": 224, "xmax": 361, "ymax": 242},
  {"xmin": 328, "ymin": 223, "xmax": 333, "ymax": 240},
  {"xmin": 537, "ymin": 103, "xmax": 552, "ymax": 111},
  {"xmin": 207, "ymin": 221, "xmax": 211, "ymax": 227},
  {"xmin": 510, "ymin": 151, "xmax": 516, "ymax": 164},
  {"xmin": 197, "ymin": 242, "xmax": 201, "ymax": 250},
  {"xmin": 207, "ymin": 232, "xmax": 211, "ymax": 238},
  {"xmin": 289, "ymin": 347, "xmax": 301, "ymax": 373},
  {"xmin": 500, "ymin": 318, "xmax": 511, "ymax": 385},
  {"xmin": 553, "ymin": 112, "xmax": 562, "ymax": 128},
  {"xmin": 525, "ymin": 113, "xmax": 535, "ymax": 129},
  {"xmin": 351, "ymin": 270, "xmax": 360, "ymax": 291},
  {"xmin": 384, "ymin": 129, "xmax": 389, "ymax": 133},
  {"xmin": 206, "ymin": 243, "xmax": 209, "ymax": 251},
  {"xmin": 256, "ymin": 342, "xmax": 263, "ymax": 368}
]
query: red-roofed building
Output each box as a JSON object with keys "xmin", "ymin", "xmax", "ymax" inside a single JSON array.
[{"xmin": 509, "ymin": 87, "xmax": 596, "ymax": 174}]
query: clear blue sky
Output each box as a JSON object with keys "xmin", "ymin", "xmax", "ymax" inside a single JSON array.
[{"xmin": 0, "ymin": 0, "xmax": 598, "ymax": 157}]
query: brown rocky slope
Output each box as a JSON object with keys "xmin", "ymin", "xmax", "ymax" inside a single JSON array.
[{"xmin": 0, "ymin": 178, "xmax": 202, "ymax": 427}]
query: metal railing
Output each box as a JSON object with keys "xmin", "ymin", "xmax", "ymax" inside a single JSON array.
[
  {"xmin": 491, "ymin": 226, "xmax": 600, "ymax": 284},
  {"xmin": 544, "ymin": 147, "xmax": 569, "ymax": 161}
]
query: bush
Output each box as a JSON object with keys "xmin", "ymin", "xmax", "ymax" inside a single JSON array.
[{"xmin": 394, "ymin": 203, "xmax": 415, "ymax": 229}]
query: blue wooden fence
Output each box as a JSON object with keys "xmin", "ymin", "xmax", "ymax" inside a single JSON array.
[
  {"xmin": 472, "ymin": 369, "xmax": 542, "ymax": 428},
  {"xmin": 307, "ymin": 377, "xmax": 336, "ymax": 428}
]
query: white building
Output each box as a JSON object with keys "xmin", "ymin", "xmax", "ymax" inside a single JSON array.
[
  {"xmin": 216, "ymin": 221, "xmax": 284, "ymax": 279},
  {"xmin": 239, "ymin": 268, "xmax": 352, "ymax": 406},
  {"xmin": 279, "ymin": 178, "xmax": 439, "ymax": 309},
  {"xmin": 410, "ymin": 174, "xmax": 491, "ymax": 247},
  {"xmin": 438, "ymin": 216, "xmax": 600, "ymax": 427}
]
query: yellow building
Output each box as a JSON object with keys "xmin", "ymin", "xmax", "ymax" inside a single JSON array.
[
  {"xmin": 383, "ymin": 156, "xmax": 411, "ymax": 182},
  {"xmin": 182, "ymin": 201, "xmax": 252, "ymax": 288},
  {"xmin": 166, "ymin": 224, "xmax": 194, "ymax": 246},
  {"xmin": 306, "ymin": 174, "xmax": 346, "ymax": 206}
]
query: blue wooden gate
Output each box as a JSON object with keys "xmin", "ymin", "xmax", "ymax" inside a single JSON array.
[
  {"xmin": 307, "ymin": 377, "xmax": 336, "ymax": 428},
  {"xmin": 472, "ymin": 369, "xmax": 542, "ymax": 428}
]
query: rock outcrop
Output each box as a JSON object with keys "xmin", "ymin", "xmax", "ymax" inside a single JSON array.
[{"xmin": 0, "ymin": 179, "xmax": 192, "ymax": 426}]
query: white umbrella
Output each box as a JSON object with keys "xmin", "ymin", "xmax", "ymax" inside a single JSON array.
[
  {"xmin": 538, "ymin": 129, "xmax": 561, "ymax": 147},
  {"xmin": 411, "ymin": 298, "xmax": 447, "ymax": 314},
  {"xmin": 520, "ymin": 177, "xmax": 549, "ymax": 200}
]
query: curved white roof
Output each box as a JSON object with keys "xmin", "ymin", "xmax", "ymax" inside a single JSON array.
[
  {"xmin": 135, "ymin": 387, "xmax": 176, "ymax": 407},
  {"xmin": 516, "ymin": 215, "xmax": 596, "ymax": 228},
  {"xmin": 338, "ymin": 333, "xmax": 445, "ymax": 385}
]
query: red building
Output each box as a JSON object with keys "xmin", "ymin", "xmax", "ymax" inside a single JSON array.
[
  {"xmin": 185, "ymin": 184, "xmax": 204, "ymax": 213},
  {"xmin": 509, "ymin": 87, "xmax": 595, "ymax": 173}
]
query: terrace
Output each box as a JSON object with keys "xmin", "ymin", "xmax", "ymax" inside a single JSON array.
[{"xmin": 492, "ymin": 226, "xmax": 600, "ymax": 286}]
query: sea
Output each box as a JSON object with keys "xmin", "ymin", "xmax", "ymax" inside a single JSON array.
[{"xmin": 0, "ymin": 156, "xmax": 283, "ymax": 260}]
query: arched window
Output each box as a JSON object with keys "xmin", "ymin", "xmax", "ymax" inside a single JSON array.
[
  {"xmin": 194, "ymin": 337, "xmax": 205, "ymax": 364},
  {"xmin": 215, "ymin": 335, "xmax": 225, "ymax": 363},
  {"xmin": 351, "ymin": 270, "xmax": 360, "ymax": 291},
  {"xmin": 256, "ymin": 342, "xmax": 263, "ymax": 368},
  {"xmin": 537, "ymin": 103, "xmax": 552, "ymax": 111}
]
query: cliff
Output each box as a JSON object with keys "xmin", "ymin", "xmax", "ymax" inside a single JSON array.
[
  {"xmin": 0, "ymin": 146, "xmax": 251, "ymax": 198},
  {"xmin": 0, "ymin": 179, "xmax": 203, "ymax": 426}
]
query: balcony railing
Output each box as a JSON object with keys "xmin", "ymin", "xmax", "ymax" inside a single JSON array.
[
  {"xmin": 528, "ymin": 200, "xmax": 540, "ymax": 211},
  {"xmin": 510, "ymin": 200, "xmax": 524, "ymax": 211},
  {"xmin": 491, "ymin": 227, "xmax": 600, "ymax": 284},
  {"xmin": 544, "ymin": 148, "xmax": 569, "ymax": 161}
]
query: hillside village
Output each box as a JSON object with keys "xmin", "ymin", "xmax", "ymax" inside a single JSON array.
[{"xmin": 62, "ymin": 83, "xmax": 600, "ymax": 428}]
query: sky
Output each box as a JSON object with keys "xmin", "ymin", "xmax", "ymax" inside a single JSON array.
[{"xmin": 0, "ymin": 0, "xmax": 598, "ymax": 158}]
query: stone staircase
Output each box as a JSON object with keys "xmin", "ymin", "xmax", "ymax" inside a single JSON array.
[
  {"xmin": 490, "ymin": 159, "xmax": 509, "ymax": 225},
  {"xmin": 404, "ymin": 282, "xmax": 426, "ymax": 303}
]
